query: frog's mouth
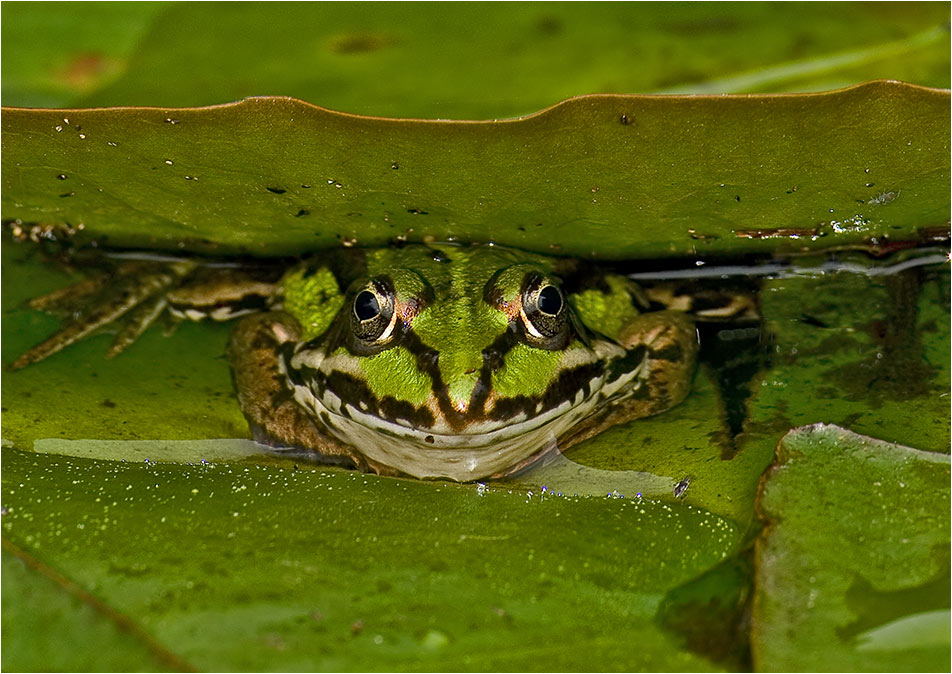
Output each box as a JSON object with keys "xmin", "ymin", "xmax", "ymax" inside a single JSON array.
[{"xmin": 283, "ymin": 342, "xmax": 647, "ymax": 481}]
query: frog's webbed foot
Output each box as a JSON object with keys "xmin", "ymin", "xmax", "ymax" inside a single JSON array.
[
  {"xmin": 12, "ymin": 261, "xmax": 196, "ymax": 370},
  {"xmin": 228, "ymin": 312, "xmax": 399, "ymax": 476}
]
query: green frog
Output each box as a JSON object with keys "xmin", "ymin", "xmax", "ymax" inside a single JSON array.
[{"xmin": 14, "ymin": 243, "xmax": 721, "ymax": 481}]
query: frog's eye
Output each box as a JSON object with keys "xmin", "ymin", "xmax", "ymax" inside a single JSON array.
[
  {"xmin": 351, "ymin": 280, "xmax": 396, "ymax": 343},
  {"xmin": 520, "ymin": 275, "xmax": 568, "ymax": 343}
]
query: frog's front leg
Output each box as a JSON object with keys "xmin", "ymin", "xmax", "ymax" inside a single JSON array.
[
  {"xmin": 613, "ymin": 309, "xmax": 699, "ymax": 418},
  {"xmin": 562, "ymin": 310, "xmax": 698, "ymax": 449},
  {"xmin": 227, "ymin": 311, "xmax": 401, "ymax": 476}
]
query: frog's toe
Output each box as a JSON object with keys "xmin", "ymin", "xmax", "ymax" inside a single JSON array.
[
  {"xmin": 13, "ymin": 261, "xmax": 194, "ymax": 368},
  {"xmin": 105, "ymin": 296, "xmax": 169, "ymax": 358}
]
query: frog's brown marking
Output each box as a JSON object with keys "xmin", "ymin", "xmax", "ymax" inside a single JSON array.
[
  {"xmin": 605, "ymin": 344, "xmax": 648, "ymax": 384},
  {"xmin": 484, "ymin": 360, "xmax": 607, "ymax": 422}
]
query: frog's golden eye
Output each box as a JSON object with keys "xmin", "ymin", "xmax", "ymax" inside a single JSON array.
[
  {"xmin": 521, "ymin": 275, "xmax": 567, "ymax": 343},
  {"xmin": 351, "ymin": 280, "xmax": 396, "ymax": 343}
]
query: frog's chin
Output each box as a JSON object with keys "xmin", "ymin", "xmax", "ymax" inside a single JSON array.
[{"xmin": 288, "ymin": 365, "xmax": 644, "ymax": 482}]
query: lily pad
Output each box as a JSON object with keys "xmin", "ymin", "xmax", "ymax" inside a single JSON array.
[
  {"xmin": 2, "ymin": 447, "xmax": 742, "ymax": 671},
  {"xmin": 2, "ymin": 546, "xmax": 183, "ymax": 672},
  {"xmin": 753, "ymin": 424, "xmax": 951, "ymax": 671},
  {"xmin": 3, "ymin": 81, "xmax": 949, "ymax": 259},
  {"xmin": 3, "ymin": 4, "xmax": 949, "ymax": 114}
]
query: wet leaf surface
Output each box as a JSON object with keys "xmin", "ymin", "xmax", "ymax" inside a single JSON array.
[
  {"xmin": 2, "ymin": 448, "xmax": 741, "ymax": 671},
  {"xmin": 2, "ymin": 546, "xmax": 183, "ymax": 672},
  {"xmin": 753, "ymin": 424, "xmax": 951, "ymax": 671},
  {"xmin": 3, "ymin": 82, "xmax": 949, "ymax": 259}
]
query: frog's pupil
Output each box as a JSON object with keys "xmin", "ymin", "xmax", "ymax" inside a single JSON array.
[
  {"xmin": 355, "ymin": 291, "xmax": 380, "ymax": 320},
  {"xmin": 538, "ymin": 285, "xmax": 563, "ymax": 315}
]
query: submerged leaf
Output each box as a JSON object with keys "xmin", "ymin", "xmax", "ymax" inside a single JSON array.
[{"xmin": 2, "ymin": 81, "xmax": 949, "ymax": 259}]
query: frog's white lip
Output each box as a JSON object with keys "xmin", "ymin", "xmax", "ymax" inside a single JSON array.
[
  {"xmin": 297, "ymin": 381, "xmax": 603, "ymax": 481},
  {"xmin": 285, "ymin": 343, "xmax": 644, "ymax": 481}
]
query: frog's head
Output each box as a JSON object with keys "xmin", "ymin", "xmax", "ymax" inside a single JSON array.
[{"xmin": 282, "ymin": 245, "xmax": 653, "ymax": 480}]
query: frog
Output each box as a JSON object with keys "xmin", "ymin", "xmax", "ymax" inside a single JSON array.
[{"xmin": 13, "ymin": 243, "xmax": 712, "ymax": 481}]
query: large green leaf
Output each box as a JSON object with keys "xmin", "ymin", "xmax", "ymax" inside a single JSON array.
[
  {"xmin": 753, "ymin": 424, "xmax": 951, "ymax": 671},
  {"xmin": 3, "ymin": 81, "xmax": 949, "ymax": 258},
  {"xmin": 2, "ymin": 546, "xmax": 183, "ymax": 672},
  {"xmin": 2, "ymin": 447, "xmax": 743, "ymax": 671},
  {"xmin": 3, "ymin": 3, "xmax": 949, "ymax": 115}
]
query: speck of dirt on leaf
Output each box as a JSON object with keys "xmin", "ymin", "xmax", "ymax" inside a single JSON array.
[
  {"xmin": 295, "ymin": 209, "xmax": 310, "ymax": 217},
  {"xmin": 329, "ymin": 32, "xmax": 393, "ymax": 54},
  {"xmin": 56, "ymin": 174, "xmax": 68, "ymax": 180},
  {"xmin": 266, "ymin": 187, "xmax": 287, "ymax": 195}
]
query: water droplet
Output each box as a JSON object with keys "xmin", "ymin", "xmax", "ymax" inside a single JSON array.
[{"xmin": 420, "ymin": 630, "xmax": 449, "ymax": 650}]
